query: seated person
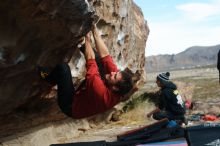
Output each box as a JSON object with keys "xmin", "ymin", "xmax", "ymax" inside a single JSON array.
[{"xmin": 147, "ymin": 72, "xmax": 186, "ymax": 124}]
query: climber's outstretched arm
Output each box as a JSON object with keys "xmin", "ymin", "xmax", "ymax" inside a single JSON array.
[
  {"xmin": 84, "ymin": 34, "xmax": 95, "ymax": 60},
  {"xmin": 91, "ymin": 24, "xmax": 109, "ymax": 58}
]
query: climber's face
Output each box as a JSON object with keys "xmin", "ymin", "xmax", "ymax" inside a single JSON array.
[
  {"xmin": 105, "ymin": 71, "xmax": 122, "ymax": 86},
  {"xmin": 156, "ymin": 78, "xmax": 162, "ymax": 87}
]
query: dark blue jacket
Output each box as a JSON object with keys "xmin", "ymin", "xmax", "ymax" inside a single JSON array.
[{"xmin": 159, "ymin": 81, "xmax": 185, "ymax": 115}]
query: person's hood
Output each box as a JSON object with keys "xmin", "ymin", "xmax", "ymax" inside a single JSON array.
[{"xmin": 162, "ymin": 81, "xmax": 177, "ymax": 90}]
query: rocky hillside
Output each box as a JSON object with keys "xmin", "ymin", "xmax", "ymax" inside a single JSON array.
[
  {"xmin": 146, "ymin": 44, "xmax": 220, "ymax": 72},
  {"xmin": 0, "ymin": 0, "xmax": 149, "ymax": 138}
]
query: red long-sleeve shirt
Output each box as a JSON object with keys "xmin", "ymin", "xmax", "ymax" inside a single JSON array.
[{"xmin": 72, "ymin": 55, "xmax": 121, "ymax": 119}]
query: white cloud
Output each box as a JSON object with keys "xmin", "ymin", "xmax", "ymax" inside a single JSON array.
[
  {"xmin": 146, "ymin": 21, "xmax": 220, "ymax": 56},
  {"xmin": 143, "ymin": 0, "xmax": 220, "ymax": 56},
  {"xmin": 176, "ymin": 1, "xmax": 220, "ymax": 21}
]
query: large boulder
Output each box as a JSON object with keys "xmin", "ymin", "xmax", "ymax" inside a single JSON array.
[{"xmin": 0, "ymin": 0, "xmax": 149, "ymax": 138}]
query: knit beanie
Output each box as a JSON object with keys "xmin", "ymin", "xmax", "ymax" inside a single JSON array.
[{"xmin": 157, "ymin": 72, "xmax": 170, "ymax": 84}]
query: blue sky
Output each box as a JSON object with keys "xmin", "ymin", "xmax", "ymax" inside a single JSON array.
[{"xmin": 133, "ymin": 0, "xmax": 220, "ymax": 56}]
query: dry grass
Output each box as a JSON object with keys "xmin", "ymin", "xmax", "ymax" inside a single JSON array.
[{"xmin": 119, "ymin": 102, "xmax": 155, "ymax": 125}]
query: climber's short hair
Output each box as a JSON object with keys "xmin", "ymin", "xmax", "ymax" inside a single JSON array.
[{"xmin": 114, "ymin": 69, "xmax": 134, "ymax": 95}]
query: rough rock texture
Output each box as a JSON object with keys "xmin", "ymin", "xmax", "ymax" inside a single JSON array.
[{"xmin": 0, "ymin": 0, "xmax": 149, "ymax": 139}]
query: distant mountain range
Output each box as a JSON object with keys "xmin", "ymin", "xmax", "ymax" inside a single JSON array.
[{"xmin": 145, "ymin": 44, "xmax": 220, "ymax": 72}]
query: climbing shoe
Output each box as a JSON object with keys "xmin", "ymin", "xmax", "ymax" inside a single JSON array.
[{"xmin": 36, "ymin": 65, "xmax": 50, "ymax": 80}]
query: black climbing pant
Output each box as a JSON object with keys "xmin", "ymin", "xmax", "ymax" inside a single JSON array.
[{"xmin": 46, "ymin": 63, "xmax": 75, "ymax": 117}]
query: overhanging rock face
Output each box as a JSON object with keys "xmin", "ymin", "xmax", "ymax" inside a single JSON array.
[
  {"xmin": 0, "ymin": 0, "xmax": 94, "ymax": 115},
  {"xmin": 0, "ymin": 0, "xmax": 149, "ymax": 137}
]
